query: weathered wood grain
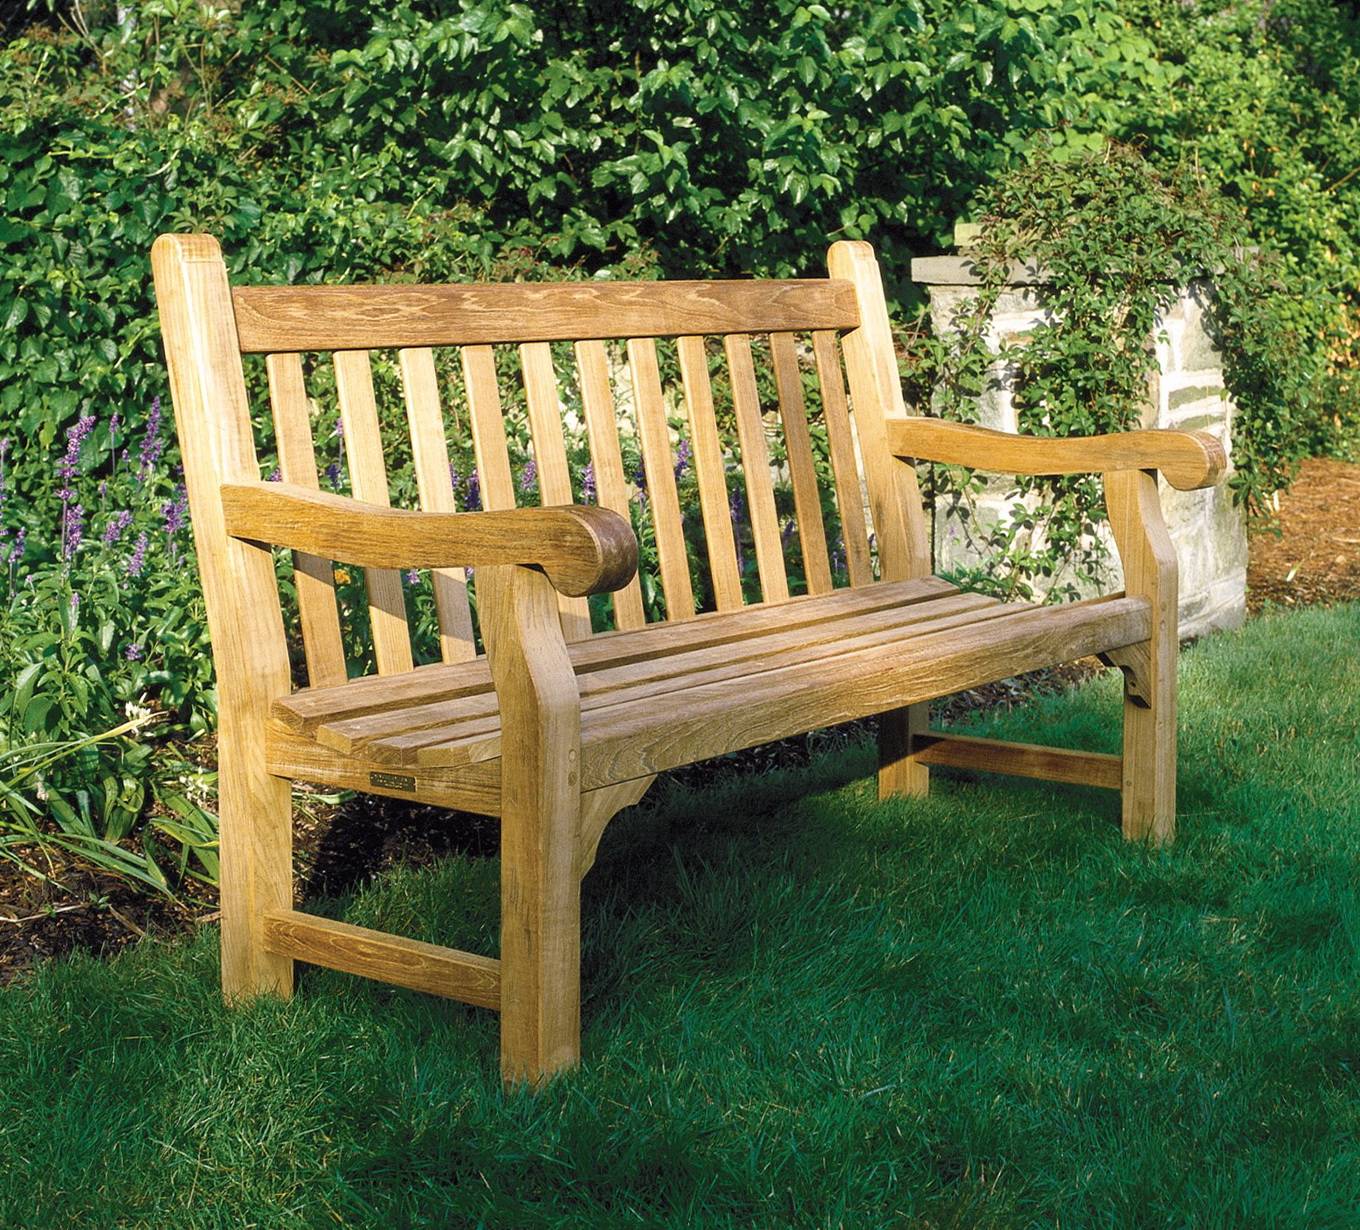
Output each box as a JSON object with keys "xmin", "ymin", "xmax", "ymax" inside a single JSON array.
[
  {"xmin": 889, "ymin": 418, "xmax": 1228, "ymax": 491},
  {"xmin": 233, "ymin": 278, "xmax": 860, "ymax": 352},
  {"xmin": 263, "ymin": 909, "xmax": 500, "ymax": 1009},
  {"xmin": 221, "ymin": 481, "xmax": 638, "ymax": 598},
  {"xmin": 911, "ymin": 733, "xmax": 1122, "ymax": 790},
  {"xmin": 265, "ymin": 352, "xmax": 348, "ymax": 687}
]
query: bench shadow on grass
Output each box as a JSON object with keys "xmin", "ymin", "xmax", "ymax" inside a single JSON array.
[{"xmin": 296, "ymin": 699, "xmax": 1144, "ymax": 1016}]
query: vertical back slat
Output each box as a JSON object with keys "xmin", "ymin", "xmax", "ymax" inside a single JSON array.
[
  {"xmin": 461, "ymin": 345, "xmax": 517, "ymax": 507},
  {"xmin": 677, "ymin": 336, "xmax": 743, "ymax": 611},
  {"xmin": 520, "ymin": 342, "xmax": 593, "ymax": 641},
  {"xmin": 397, "ymin": 347, "xmax": 476, "ymax": 663},
  {"xmin": 333, "ymin": 350, "xmax": 414, "ymax": 675},
  {"xmin": 812, "ymin": 330, "xmax": 874, "ymax": 587},
  {"xmin": 265, "ymin": 353, "xmax": 348, "ymax": 687},
  {"xmin": 769, "ymin": 332, "xmax": 833, "ymax": 596},
  {"xmin": 574, "ymin": 341, "xmax": 646, "ymax": 630},
  {"xmin": 724, "ymin": 334, "xmax": 789, "ymax": 604},
  {"xmin": 627, "ymin": 338, "xmax": 695, "ymax": 621}
]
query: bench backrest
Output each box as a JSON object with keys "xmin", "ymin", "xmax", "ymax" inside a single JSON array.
[{"xmin": 153, "ymin": 235, "xmax": 929, "ymax": 696}]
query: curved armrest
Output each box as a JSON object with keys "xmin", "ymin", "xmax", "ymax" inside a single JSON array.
[
  {"xmin": 886, "ymin": 418, "xmax": 1227, "ymax": 491},
  {"xmin": 220, "ymin": 482, "xmax": 638, "ymax": 597}
]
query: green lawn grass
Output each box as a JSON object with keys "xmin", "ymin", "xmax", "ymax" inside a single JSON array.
[{"xmin": 1, "ymin": 604, "xmax": 1358, "ymax": 1229}]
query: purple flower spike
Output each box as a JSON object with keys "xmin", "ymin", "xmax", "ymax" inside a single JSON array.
[
  {"xmin": 103, "ymin": 509, "xmax": 133, "ymax": 545},
  {"xmin": 127, "ymin": 531, "xmax": 149, "ymax": 577},
  {"xmin": 125, "ymin": 643, "xmax": 143, "ymax": 661},
  {"xmin": 674, "ymin": 438, "xmax": 691, "ymax": 480},
  {"xmin": 62, "ymin": 502, "xmax": 85, "ymax": 559},
  {"xmin": 162, "ymin": 485, "xmax": 188, "ymax": 538},
  {"xmin": 325, "ymin": 462, "xmax": 342, "ymax": 488},
  {"xmin": 465, "ymin": 468, "xmax": 481, "ymax": 511},
  {"xmin": 405, "ymin": 569, "xmax": 421, "ymax": 586},
  {"xmin": 138, "ymin": 398, "xmax": 163, "ymax": 479},
  {"xmin": 59, "ymin": 415, "xmax": 96, "ymax": 488},
  {"xmin": 520, "ymin": 458, "xmax": 538, "ymax": 495},
  {"xmin": 580, "ymin": 461, "xmax": 596, "ymax": 502},
  {"xmin": 8, "ymin": 527, "xmax": 25, "ymax": 565}
]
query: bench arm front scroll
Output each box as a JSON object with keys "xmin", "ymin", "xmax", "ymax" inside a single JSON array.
[
  {"xmin": 886, "ymin": 418, "xmax": 1228, "ymax": 491},
  {"xmin": 220, "ymin": 481, "xmax": 638, "ymax": 597}
]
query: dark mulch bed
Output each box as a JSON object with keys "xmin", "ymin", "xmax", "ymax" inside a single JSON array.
[
  {"xmin": 0, "ymin": 860, "xmax": 203, "ymax": 979},
  {"xmin": 1247, "ymin": 456, "xmax": 1360, "ymax": 611},
  {"xmin": 4, "ymin": 454, "xmax": 1356, "ymax": 982}
]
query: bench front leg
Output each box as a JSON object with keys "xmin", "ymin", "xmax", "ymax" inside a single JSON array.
[
  {"xmin": 1106, "ymin": 469, "xmax": 1178, "ymax": 844},
  {"xmin": 479, "ymin": 563, "xmax": 585, "ymax": 1084}
]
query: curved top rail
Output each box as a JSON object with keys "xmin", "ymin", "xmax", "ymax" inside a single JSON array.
[{"xmin": 231, "ymin": 278, "xmax": 860, "ymax": 353}]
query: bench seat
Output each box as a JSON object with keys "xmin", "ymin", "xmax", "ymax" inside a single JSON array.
[{"xmin": 270, "ymin": 577, "xmax": 1148, "ymax": 793}]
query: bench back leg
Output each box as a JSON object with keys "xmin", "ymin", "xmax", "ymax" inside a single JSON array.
[
  {"xmin": 877, "ymin": 705, "xmax": 931, "ymax": 801},
  {"xmin": 1107, "ymin": 470, "xmax": 1178, "ymax": 844},
  {"xmin": 219, "ymin": 719, "xmax": 296, "ymax": 1000},
  {"xmin": 826, "ymin": 244, "xmax": 935, "ymax": 804},
  {"xmin": 152, "ymin": 235, "xmax": 297, "ymax": 1000},
  {"xmin": 481, "ymin": 564, "xmax": 585, "ymax": 1084}
]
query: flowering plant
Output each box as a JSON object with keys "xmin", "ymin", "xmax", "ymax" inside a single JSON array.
[{"xmin": 0, "ymin": 396, "xmax": 217, "ymax": 892}]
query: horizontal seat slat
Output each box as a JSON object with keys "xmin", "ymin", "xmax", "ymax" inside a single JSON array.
[
  {"xmin": 272, "ymin": 577, "xmax": 961, "ymax": 734},
  {"xmin": 336, "ymin": 591, "xmax": 1007, "ymax": 761},
  {"xmin": 392, "ymin": 597, "xmax": 1027, "ymax": 767},
  {"xmin": 577, "ymin": 594, "xmax": 1150, "ymax": 787},
  {"xmin": 232, "ymin": 279, "xmax": 860, "ymax": 353},
  {"xmin": 266, "ymin": 590, "xmax": 1149, "ymax": 795}
]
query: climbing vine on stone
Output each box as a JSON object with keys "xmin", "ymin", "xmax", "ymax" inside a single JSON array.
[{"xmin": 910, "ymin": 141, "xmax": 1345, "ymax": 602}]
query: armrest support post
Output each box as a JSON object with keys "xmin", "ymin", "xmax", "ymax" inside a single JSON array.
[
  {"xmin": 1105, "ymin": 469, "xmax": 1178, "ymax": 844},
  {"xmin": 478, "ymin": 562, "xmax": 584, "ymax": 1083}
]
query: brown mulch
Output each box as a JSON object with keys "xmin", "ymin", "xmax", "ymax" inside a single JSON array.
[
  {"xmin": 3, "ymin": 455, "xmax": 1356, "ymax": 983},
  {"xmin": 1247, "ymin": 456, "xmax": 1360, "ymax": 612}
]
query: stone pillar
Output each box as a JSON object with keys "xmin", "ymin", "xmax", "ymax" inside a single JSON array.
[{"xmin": 910, "ymin": 254, "xmax": 1247, "ymax": 637}]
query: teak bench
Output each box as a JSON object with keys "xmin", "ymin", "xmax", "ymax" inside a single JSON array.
[{"xmin": 152, "ymin": 234, "xmax": 1226, "ymax": 1083}]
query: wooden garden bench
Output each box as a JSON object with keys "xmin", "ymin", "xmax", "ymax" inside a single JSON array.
[{"xmin": 152, "ymin": 234, "xmax": 1225, "ymax": 1083}]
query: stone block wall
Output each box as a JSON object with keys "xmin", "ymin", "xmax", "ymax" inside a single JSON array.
[{"xmin": 911, "ymin": 257, "xmax": 1247, "ymax": 638}]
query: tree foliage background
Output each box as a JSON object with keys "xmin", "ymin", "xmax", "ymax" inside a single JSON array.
[{"xmin": 5, "ymin": 0, "xmax": 1358, "ymax": 465}]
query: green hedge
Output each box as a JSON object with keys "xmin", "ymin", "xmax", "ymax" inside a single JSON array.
[
  {"xmin": 1, "ymin": 0, "xmax": 1168, "ymax": 475},
  {"xmin": 0, "ymin": 0, "xmax": 1357, "ymax": 895}
]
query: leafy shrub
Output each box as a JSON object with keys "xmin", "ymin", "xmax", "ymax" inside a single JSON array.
[
  {"xmin": 1, "ymin": 0, "xmax": 1357, "ymax": 897},
  {"xmin": 1126, "ymin": 0, "xmax": 1360, "ymax": 301}
]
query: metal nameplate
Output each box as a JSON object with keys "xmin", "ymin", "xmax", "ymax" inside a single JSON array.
[{"xmin": 369, "ymin": 771, "xmax": 416, "ymax": 792}]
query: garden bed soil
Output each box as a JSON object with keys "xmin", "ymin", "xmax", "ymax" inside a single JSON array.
[
  {"xmin": 1246, "ymin": 456, "xmax": 1360, "ymax": 612},
  {"xmin": 3, "ymin": 452, "xmax": 1357, "ymax": 983}
]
